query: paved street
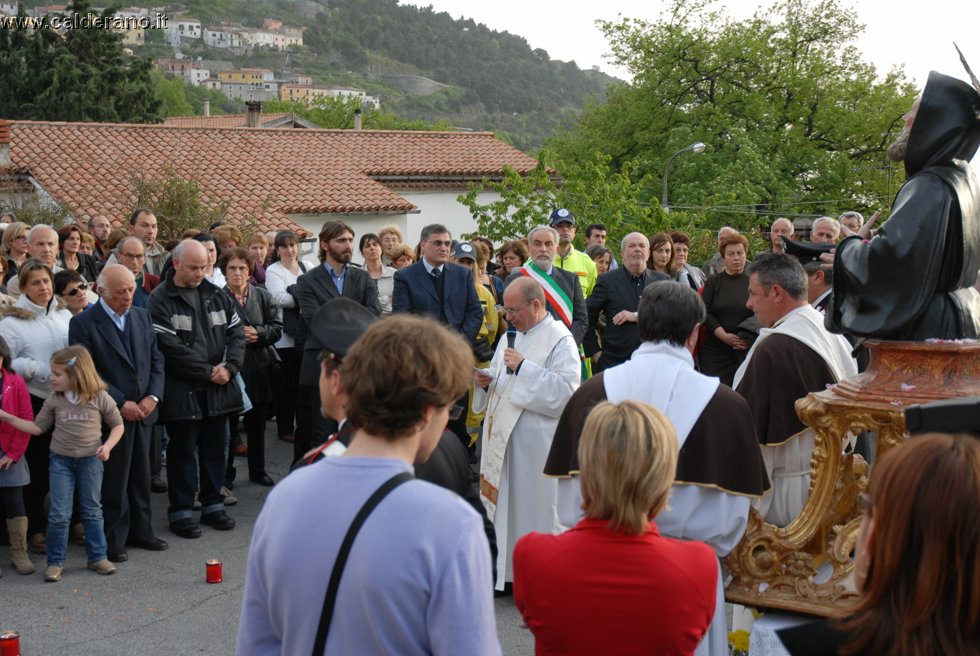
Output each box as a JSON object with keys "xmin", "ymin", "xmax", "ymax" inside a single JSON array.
[{"xmin": 0, "ymin": 426, "xmax": 535, "ymax": 655}]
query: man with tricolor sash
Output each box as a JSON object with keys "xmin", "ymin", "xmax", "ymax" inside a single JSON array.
[
  {"xmin": 506, "ymin": 225, "xmax": 588, "ymax": 378},
  {"xmin": 473, "ymin": 276, "xmax": 581, "ymax": 593}
]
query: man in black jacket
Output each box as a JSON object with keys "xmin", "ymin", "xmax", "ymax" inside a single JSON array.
[
  {"xmin": 148, "ymin": 240, "xmax": 245, "ymax": 539},
  {"xmin": 293, "ymin": 220, "xmax": 381, "ymax": 458},
  {"xmin": 584, "ymin": 232, "xmax": 669, "ymax": 371}
]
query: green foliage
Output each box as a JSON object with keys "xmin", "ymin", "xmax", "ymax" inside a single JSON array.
[
  {"xmin": 0, "ymin": 1, "xmax": 163, "ymax": 122},
  {"xmin": 152, "ymin": 72, "xmax": 240, "ymax": 116},
  {"xmin": 459, "ymin": 153, "xmax": 677, "ymax": 252},
  {"xmin": 130, "ymin": 165, "xmax": 230, "ymax": 241},
  {"xmin": 0, "ymin": 194, "xmax": 73, "ymax": 227},
  {"xmin": 547, "ymin": 0, "xmax": 918, "ymax": 237},
  {"xmin": 262, "ymin": 98, "xmax": 452, "ymax": 131}
]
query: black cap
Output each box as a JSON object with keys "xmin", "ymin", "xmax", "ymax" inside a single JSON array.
[
  {"xmin": 905, "ymin": 397, "xmax": 980, "ymax": 436},
  {"xmin": 549, "ymin": 208, "xmax": 575, "ymax": 226},
  {"xmin": 451, "ymin": 241, "xmax": 476, "ymax": 261},
  {"xmin": 782, "ymin": 238, "xmax": 835, "ymax": 266},
  {"xmin": 299, "ymin": 298, "xmax": 377, "ymax": 386}
]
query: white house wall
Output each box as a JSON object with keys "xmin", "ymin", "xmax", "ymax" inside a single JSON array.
[{"xmin": 289, "ymin": 189, "xmax": 504, "ymax": 265}]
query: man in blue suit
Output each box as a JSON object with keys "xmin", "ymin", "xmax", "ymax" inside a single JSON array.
[
  {"xmin": 393, "ymin": 224, "xmax": 483, "ymax": 447},
  {"xmin": 69, "ymin": 264, "xmax": 167, "ymax": 562},
  {"xmin": 392, "ymin": 223, "xmax": 483, "ymax": 344}
]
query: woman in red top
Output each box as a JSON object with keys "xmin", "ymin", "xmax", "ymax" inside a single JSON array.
[{"xmin": 514, "ymin": 400, "xmax": 717, "ymax": 656}]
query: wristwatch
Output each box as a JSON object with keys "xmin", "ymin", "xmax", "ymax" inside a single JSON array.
[{"xmin": 149, "ymin": 395, "xmax": 160, "ymax": 404}]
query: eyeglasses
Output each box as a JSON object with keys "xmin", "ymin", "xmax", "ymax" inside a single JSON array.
[
  {"xmin": 64, "ymin": 283, "xmax": 89, "ymax": 297},
  {"xmin": 118, "ymin": 251, "xmax": 145, "ymax": 260},
  {"xmin": 428, "ymin": 240, "xmax": 452, "ymax": 248},
  {"xmin": 503, "ymin": 302, "xmax": 530, "ymax": 316},
  {"xmin": 447, "ymin": 404, "xmax": 465, "ymax": 421}
]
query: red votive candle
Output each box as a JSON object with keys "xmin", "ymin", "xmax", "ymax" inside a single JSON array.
[
  {"xmin": 206, "ymin": 559, "xmax": 223, "ymax": 584},
  {"xmin": 0, "ymin": 630, "xmax": 21, "ymax": 656}
]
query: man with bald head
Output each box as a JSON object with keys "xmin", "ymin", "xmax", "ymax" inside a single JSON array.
[
  {"xmin": 584, "ymin": 232, "xmax": 670, "ymax": 371},
  {"xmin": 7, "ymin": 224, "xmax": 63, "ymax": 299},
  {"xmin": 114, "ymin": 236, "xmax": 160, "ymax": 308},
  {"xmin": 473, "ymin": 275, "xmax": 580, "ymax": 592},
  {"xmin": 70, "ymin": 265, "xmax": 167, "ymax": 561},
  {"xmin": 148, "ymin": 240, "xmax": 245, "ymax": 539}
]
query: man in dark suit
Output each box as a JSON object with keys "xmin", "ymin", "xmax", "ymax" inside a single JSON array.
[
  {"xmin": 294, "ymin": 220, "xmax": 381, "ymax": 457},
  {"xmin": 505, "ymin": 225, "xmax": 588, "ymax": 345},
  {"xmin": 393, "ymin": 223, "xmax": 483, "ymax": 447},
  {"xmin": 392, "ymin": 223, "xmax": 483, "ymax": 343},
  {"xmin": 584, "ymin": 232, "xmax": 670, "ymax": 372},
  {"xmin": 69, "ymin": 264, "xmax": 168, "ymax": 562}
]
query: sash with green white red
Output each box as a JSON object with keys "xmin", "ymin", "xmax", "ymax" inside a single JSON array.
[{"xmin": 519, "ymin": 261, "xmax": 573, "ymax": 328}]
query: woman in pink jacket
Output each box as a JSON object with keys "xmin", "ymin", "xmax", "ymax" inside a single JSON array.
[{"xmin": 0, "ymin": 334, "xmax": 36, "ymax": 576}]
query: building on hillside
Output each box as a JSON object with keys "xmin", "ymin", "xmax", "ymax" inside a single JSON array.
[
  {"xmin": 165, "ymin": 18, "xmax": 202, "ymax": 46},
  {"xmin": 0, "ymin": 119, "xmax": 542, "ymax": 250},
  {"xmin": 155, "ymin": 58, "xmax": 210, "ymax": 86},
  {"xmin": 203, "ymin": 25, "xmax": 243, "ymax": 50},
  {"xmin": 278, "ymin": 85, "xmax": 379, "ymax": 108},
  {"xmin": 0, "ymin": 2, "xmax": 19, "ymax": 14},
  {"xmin": 218, "ymin": 69, "xmax": 274, "ymax": 84}
]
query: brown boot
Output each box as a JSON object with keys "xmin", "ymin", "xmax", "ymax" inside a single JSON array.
[{"xmin": 7, "ymin": 516, "xmax": 36, "ymax": 575}]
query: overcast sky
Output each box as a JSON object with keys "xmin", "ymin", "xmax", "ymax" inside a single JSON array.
[{"xmin": 401, "ymin": 0, "xmax": 978, "ymax": 87}]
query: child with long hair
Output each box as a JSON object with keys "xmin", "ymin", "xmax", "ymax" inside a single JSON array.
[
  {"xmin": 0, "ymin": 334, "xmax": 36, "ymax": 576},
  {"xmin": 0, "ymin": 345, "xmax": 124, "ymax": 582}
]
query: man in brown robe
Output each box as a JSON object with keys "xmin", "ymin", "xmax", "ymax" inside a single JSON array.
[
  {"xmin": 546, "ymin": 281, "xmax": 767, "ymax": 656},
  {"xmin": 734, "ymin": 254, "xmax": 857, "ymax": 527}
]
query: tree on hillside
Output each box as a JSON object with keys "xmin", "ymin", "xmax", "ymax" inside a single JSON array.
[
  {"xmin": 0, "ymin": 0, "xmax": 163, "ymax": 122},
  {"xmin": 547, "ymin": 0, "xmax": 917, "ymax": 236},
  {"xmin": 262, "ymin": 98, "xmax": 453, "ymax": 131}
]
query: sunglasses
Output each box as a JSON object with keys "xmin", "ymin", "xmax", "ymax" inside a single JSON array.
[{"xmin": 64, "ymin": 283, "xmax": 89, "ymax": 297}]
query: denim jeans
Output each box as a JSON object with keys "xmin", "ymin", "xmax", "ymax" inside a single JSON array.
[
  {"xmin": 47, "ymin": 452, "xmax": 107, "ymax": 566},
  {"xmin": 166, "ymin": 413, "xmax": 230, "ymax": 522}
]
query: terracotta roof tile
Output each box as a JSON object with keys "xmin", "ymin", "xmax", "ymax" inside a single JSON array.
[
  {"xmin": 6, "ymin": 121, "xmax": 538, "ymax": 236},
  {"xmin": 163, "ymin": 113, "xmax": 294, "ymax": 128}
]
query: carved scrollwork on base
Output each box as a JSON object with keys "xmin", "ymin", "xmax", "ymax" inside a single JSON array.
[{"xmin": 725, "ymin": 341, "xmax": 979, "ymax": 617}]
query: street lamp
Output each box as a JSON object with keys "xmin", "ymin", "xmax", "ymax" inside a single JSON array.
[{"xmin": 662, "ymin": 141, "xmax": 706, "ymax": 212}]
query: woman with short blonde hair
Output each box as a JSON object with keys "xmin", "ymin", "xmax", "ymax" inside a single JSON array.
[
  {"xmin": 514, "ymin": 400, "xmax": 717, "ymax": 655},
  {"xmin": 578, "ymin": 400, "xmax": 678, "ymax": 534}
]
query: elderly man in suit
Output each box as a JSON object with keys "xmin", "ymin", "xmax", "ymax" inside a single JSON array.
[
  {"xmin": 294, "ymin": 220, "xmax": 381, "ymax": 455},
  {"xmin": 584, "ymin": 232, "xmax": 670, "ymax": 372},
  {"xmin": 392, "ymin": 223, "xmax": 483, "ymax": 342},
  {"xmin": 69, "ymin": 264, "xmax": 168, "ymax": 562}
]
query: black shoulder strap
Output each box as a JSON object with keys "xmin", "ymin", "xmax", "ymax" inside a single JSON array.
[
  {"xmin": 299, "ymin": 260, "xmax": 308, "ymax": 274},
  {"xmin": 311, "ymin": 471, "xmax": 413, "ymax": 655}
]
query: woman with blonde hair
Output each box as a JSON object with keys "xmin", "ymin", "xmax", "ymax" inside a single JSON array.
[
  {"xmin": 514, "ymin": 400, "xmax": 718, "ymax": 655},
  {"xmin": 2, "ymin": 221, "xmax": 31, "ymax": 286}
]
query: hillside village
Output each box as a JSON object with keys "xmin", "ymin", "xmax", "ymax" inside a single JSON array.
[{"xmin": 0, "ymin": 2, "xmax": 380, "ymax": 109}]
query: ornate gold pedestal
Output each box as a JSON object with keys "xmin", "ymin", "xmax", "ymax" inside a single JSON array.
[{"xmin": 723, "ymin": 340, "xmax": 980, "ymax": 617}]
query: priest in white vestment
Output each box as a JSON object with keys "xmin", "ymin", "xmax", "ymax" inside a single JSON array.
[
  {"xmin": 474, "ymin": 277, "xmax": 581, "ymax": 591},
  {"xmin": 546, "ymin": 281, "xmax": 768, "ymax": 656}
]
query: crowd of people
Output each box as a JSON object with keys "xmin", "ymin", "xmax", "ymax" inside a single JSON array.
[{"xmin": 2, "ymin": 70, "xmax": 980, "ymax": 654}]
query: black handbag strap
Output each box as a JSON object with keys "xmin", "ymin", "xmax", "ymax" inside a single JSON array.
[{"xmin": 311, "ymin": 471, "xmax": 413, "ymax": 656}]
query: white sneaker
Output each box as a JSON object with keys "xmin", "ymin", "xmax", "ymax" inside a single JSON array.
[{"xmin": 221, "ymin": 486, "xmax": 238, "ymax": 506}]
